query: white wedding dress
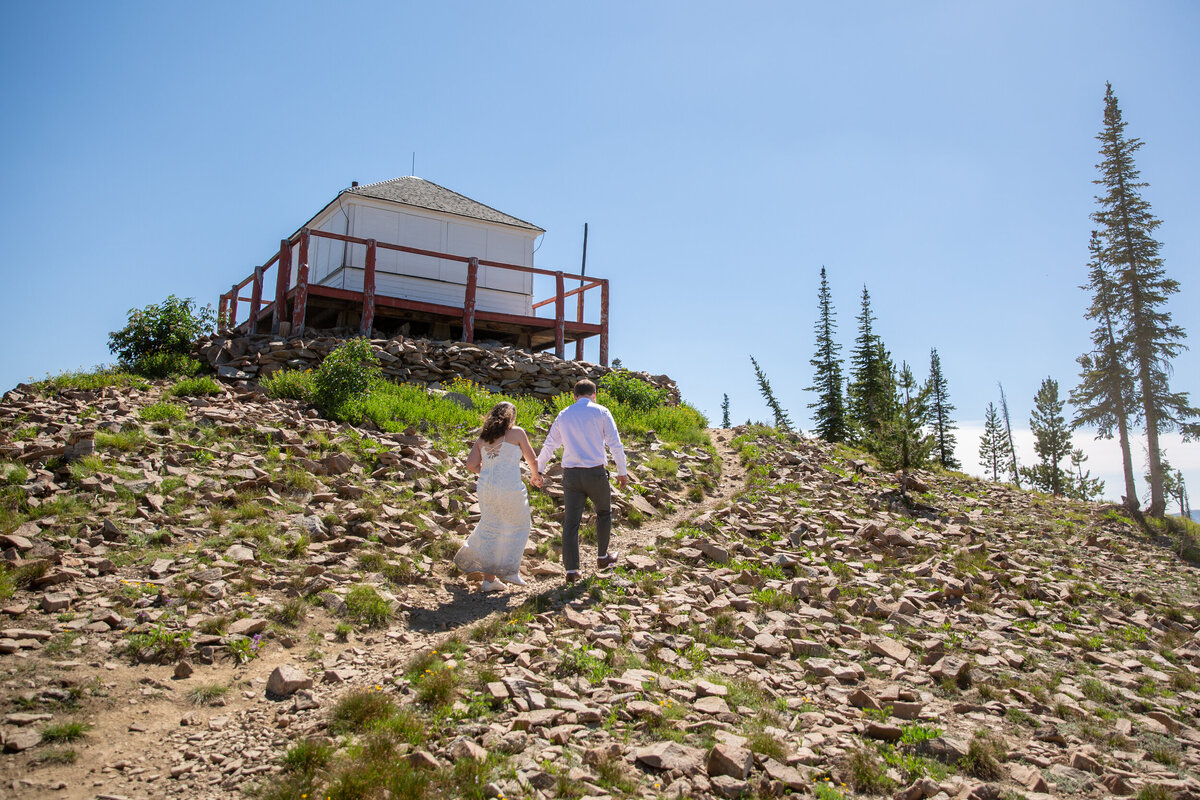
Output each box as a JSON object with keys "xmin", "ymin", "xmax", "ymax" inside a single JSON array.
[{"xmin": 453, "ymin": 440, "xmax": 530, "ymax": 577}]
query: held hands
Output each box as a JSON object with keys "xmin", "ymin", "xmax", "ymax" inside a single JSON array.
[{"xmin": 529, "ymin": 472, "xmax": 544, "ymax": 488}]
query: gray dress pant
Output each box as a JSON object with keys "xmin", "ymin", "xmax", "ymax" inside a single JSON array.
[{"xmin": 562, "ymin": 466, "xmax": 611, "ymax": 571}]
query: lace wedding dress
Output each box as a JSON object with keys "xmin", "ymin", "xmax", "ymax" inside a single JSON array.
[{"xmin": 453, "ymin": 440, "xmax": 530, "ymax": 576}]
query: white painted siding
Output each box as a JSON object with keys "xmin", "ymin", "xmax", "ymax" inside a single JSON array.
[{"xmin": 305, "ymin": 195, "xmax": 537, "ymax": 315}]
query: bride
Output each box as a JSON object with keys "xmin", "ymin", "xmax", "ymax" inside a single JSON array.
[{"xmin": 454, "ymin": 401, "xmax": 543, "ymax": 592}]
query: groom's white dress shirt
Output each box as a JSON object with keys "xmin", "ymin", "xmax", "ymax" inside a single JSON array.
[{"xmin": 537, "ymin": 397, "xmax": 627, "ymax": 476}]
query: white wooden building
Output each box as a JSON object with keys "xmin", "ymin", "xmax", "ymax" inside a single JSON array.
[
  {"xmin": 221, "ymin": 176, "xmax": 609, "ymax": 363},
  {"xmin": 298, "ymin": 176, "xmax": 544, "ymax": 316}
]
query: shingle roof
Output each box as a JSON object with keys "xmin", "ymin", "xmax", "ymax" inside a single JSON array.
[{"xmin": 345, "ymin": 176, "xmax": 544, "ymax": 233}]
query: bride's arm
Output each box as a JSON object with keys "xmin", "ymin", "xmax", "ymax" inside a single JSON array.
[
  {"xmin": 513, "ymin": 428, "xmax": 542, "ymax": 486},
  {"xmin": 464, "ymin": 439, "xmax": 483, "ymax": 474}
]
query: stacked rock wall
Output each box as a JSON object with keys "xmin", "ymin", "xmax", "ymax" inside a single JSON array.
[{"xmin": 196, "ymin": 330, "xmax": 680, "ymax": 403}]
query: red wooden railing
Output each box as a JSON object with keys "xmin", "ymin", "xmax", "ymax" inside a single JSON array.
[{"xmin": 219, "ymin": 228, "xmax": 609, "ymax": 365}]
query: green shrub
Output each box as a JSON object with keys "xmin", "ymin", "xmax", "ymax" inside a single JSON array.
[
  {"xmin": 171, "ymin": 376, "xmax": 222, "ymax": 397},
  {"xmin": 314, "ymin": 339, "xmax": 381, "ymax": 419},
  {"xmin": 599, "ymin": 370, "xmax": 667, "ymax": 411},
  {"xmin": 139, "ymin": 402, "xmax": 186, "ymax": 422},
  {"xmin": 108, "ymin": 295, "xmax": 214, "ymax": 377},
  {"xmin": 262, "ymin": 369, "xmax": 315, "ymax": 402}
]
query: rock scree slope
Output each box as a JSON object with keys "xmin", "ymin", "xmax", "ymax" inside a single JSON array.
[{"xmin": 0, "ymin": 376, "xmax": 1197, "ymax": 800}]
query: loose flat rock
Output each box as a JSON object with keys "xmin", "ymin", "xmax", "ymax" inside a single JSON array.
[
  {"xmin": 266, "ymin": 665, "xmax": 312, "ymax": 697},
  {"xmin": 636, "ymin": 741, "xmax": 705, "ymax": 773},
  {"xmin": 706, "ymin": 743, "xmax": 752, "ymax": 779}
]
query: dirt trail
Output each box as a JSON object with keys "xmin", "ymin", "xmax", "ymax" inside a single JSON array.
[{"xmin": 402, "ymin": 428, "xmax": 746, "ymax": 630}]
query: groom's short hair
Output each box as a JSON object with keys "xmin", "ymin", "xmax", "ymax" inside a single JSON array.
[{"xmin": 574, "ymin": 379, "xmax": 597, "ymax": 398}]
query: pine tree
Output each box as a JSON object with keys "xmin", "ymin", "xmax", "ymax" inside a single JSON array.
[
  {"xmin": 847, "ymin": 287, "xmax": 895, "ymax": 448},
  {"xmin": 925, "ymin": 348, "xmax": 959, "ymax": 470},
  {"xmin": 998, "ymin": 383, "xmax": 1022, "ymax": 489},
  {"xmin": 1092, "ymin": 83, "xmax": 1199, "ymax": 517},
  {"xmin": 721, "ymin": 394, "xmax": 731, "ymax": 428},
  {"xmin": 807, "ymin": 267, "xmax": 848, "ymax": 443},
  {"xmin": 1069, "ymin": 448, "xmax": 1106, "ymax": 501},
  {"xmin": 1021, "ymin": 378, "xmax": 1073, "ymax": 496},
  {"xmin": 878, "ymin": 361, "xmax": 933, "ymax": 491},
  {"xmin": 978, "ymin": 402, "xmax": 1008, "ymax": 482},
  {"xmin": 750, "ymin": 356, "xmax": 793, "ymax": 431},
  {"xmin": 1071, "ymin": 231, "xmax": 1140, "ymax": 509}
]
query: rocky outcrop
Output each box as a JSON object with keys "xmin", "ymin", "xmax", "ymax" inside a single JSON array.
[{"xmin": 195, "ymin": 330, "xmax": 680, "ymax": 402}]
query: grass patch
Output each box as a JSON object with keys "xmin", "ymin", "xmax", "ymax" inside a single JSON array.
[
  {"xmin": 843, "ymin": 743, "xmax": 895, "ymax": 794},
  {"xmin": 329, "ymin": 689, "xmax": 396, "ymax": 735},
  {"xmin": 40, "ymin": 721, "xmax": 90, "ymax": 743},
  {"xmin": 33, "ymin": 747, "xmax": 78, "ymax": 766},
  {"xmin": 95, "ymin": 428, "xmax": 146, "ymax": 452},
  {"xmin": 139, "ymin": 401, "xmax": 186, "ymax": 422},
  {"xmin": 343, "ymin": 584, "xmax": 391, "ymax": 628},
  {"xmin": 29, "ymin": 368, "xmax": 148, "ymax": 395},
  {"xmin": 187, "ymin": 682, "xmax": 230, "ymax": 706},
  {"xmin": 959, "ymin": 731, "xmax": 1005, "ymax": 780},
  {"xmin": 171, "ymin": 376, "xmax": 222, "ymax": 396}
]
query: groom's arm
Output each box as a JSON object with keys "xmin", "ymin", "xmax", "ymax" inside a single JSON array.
[
  {"xmin": 602, "ymin": 410, "xmax": 628, "ymax": 486},
  {"xmin": 536, "ymin": 417, "xmax": 564, "ymax": 476}
]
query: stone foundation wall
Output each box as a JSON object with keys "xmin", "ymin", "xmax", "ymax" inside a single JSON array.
[{"xmin": 196, "ymin": 330, "xmax": 680, "ymax": 403}]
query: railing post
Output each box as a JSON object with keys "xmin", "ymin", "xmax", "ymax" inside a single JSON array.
[
  {"xmin": 218, "ymin": 293, "xmax": 229, "ymax": 333},
  {"xmin": 228, "ymin": 284, "xmax": 239, "ymax": 330},
  {"xmin": 291, "ymin": 229, "xmax": 310, "ymax": 336},
  {"xmin": 361, "ymin": 239, "xmax": 376, "ymax": 336},
  {"xmin": 249, "ymin": 265, "xmax": 263, "ymax": 334},
  {"xmin": 599, "ymin": 279, "xmax": 609, "ymax": 367},
  {"xmin": 554, "ymin": 271, "xmax": 565, "ymax": 359},
  {"xmin": 462, "ymin": 257, "xmax": 478, "ymax": 344},
  {"xmin": 574, "ymin": 283, "xmax": 585, "ymax": 361},
  {"xmin": 272, "ymin": 238, "xmax": 291, "ymax": 336}
]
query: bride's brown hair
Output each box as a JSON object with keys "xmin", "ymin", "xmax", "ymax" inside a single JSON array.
[{"xmin": 480, "ymin": 402, "xmax": 516, "ymax": 443}]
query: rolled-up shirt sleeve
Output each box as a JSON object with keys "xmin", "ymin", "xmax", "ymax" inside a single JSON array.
[{"xmin": 602, "ymin": 409, "xmax": 627, "ymax": 476}]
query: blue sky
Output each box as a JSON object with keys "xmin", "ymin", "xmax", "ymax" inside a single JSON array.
[{"xmin": 1, "ymin": 2, "xmax": 1196, "ymax": 504}]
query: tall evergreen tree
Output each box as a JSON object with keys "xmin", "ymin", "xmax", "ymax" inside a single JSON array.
[
  {"xmin": 878, "ymin": 361, "xmax": 933, "ymax": 491},
  {"xmin": 1021, "ymin": 377, "xmax": 1073, "ymax": 496},
  {"xmin": 925, "ymin": 349, "xmax": 959, "ymax": 469},
  {"xmin": 1071, "ymin": 231, "xmax": 1140, "ymax": 509},
  {"xmin": 998, "ymin": 383, "xmax": 1022, "ymax": 489},
  {"xmin": 1092, "ymin": 82, "xmax": 1199, "ymax": 517},
  {"xmin": 847, "ymin": 287, "xmax": 895, "ymax": 447},
  {"xmin": 750, "ymin": 356, "xmax": 793, "ymax": 431},
  {"xmin": 978, "ymin": 402, "xmax": 1008, "ymax": 482},
  {"xmin": 806, "ymin": 267, "xmax": 848, "ymax": 443},
  {"xmin": 721, "ymin": 394, "xmax": 731, "ymax": 428}
]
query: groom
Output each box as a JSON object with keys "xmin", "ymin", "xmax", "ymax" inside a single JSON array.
[{"xmin": 537, "ymin": 379, "xmax": 630, "ymax": 583}]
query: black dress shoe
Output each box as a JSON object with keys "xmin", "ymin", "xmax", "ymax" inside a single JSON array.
[{"xmin": 596, "ymin": 552, "xmax": 619, "ymax": 569}]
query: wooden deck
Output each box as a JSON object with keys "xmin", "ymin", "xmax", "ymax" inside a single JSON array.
[{"xmin": 219, "ymin": 228, "xmax": 609, "ymax": 364}]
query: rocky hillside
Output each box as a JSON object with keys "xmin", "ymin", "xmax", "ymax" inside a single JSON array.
[{"xmin": 0, "ymin": 377, "xmax": 1198, "ymax": 800}]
